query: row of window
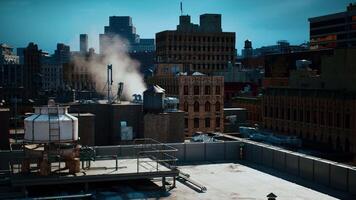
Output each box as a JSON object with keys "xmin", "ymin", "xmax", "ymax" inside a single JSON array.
[
  {"xmin": 193, "ymin": 64, "xmax": 226, "ymax": 71},
  {"xmin": 183, "ymin": 101, "xmax": 221, "ymax": 112},
  {"xmin": 162, "ymin": 46, "xmax": 234, "ymax": 52},
  {"xmin": 165, "ymin": 36, "xmax": 234, "ymax": 43},
  {"xmin": 264, "ymin": 106, "xmax": 351, "ymax": 129},
  {"xmin": 164, "ymin": 54, "xmax": 233, "ymax": 61},
  {"xmin": 184, "ymin": 85, "xmax": 221, "ymax": 95},
  {"xmin": 184, "ymin": 117, "xmax": 221, "ymax": 129}
]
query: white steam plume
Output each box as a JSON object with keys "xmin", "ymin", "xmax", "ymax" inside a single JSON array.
[{"xmin": 72, "ymin": 35, "xmax": 146, "ymax": 100}]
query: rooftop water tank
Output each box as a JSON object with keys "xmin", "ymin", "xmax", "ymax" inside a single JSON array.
[
  {"xmin": 24, "ymin": 101, "xmax": 78, "ymax": 143},
  {"xmin": 143, "ymin": 85, "xmax": 165, "ymax": 113}
]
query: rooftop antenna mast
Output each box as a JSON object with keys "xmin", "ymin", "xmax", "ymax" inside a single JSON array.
[
  {"xmin": 107, "ymin": 64, "xmax": 113, "ymax": 104},
  {"xmin": 180, "ymin": 1, "xmax": 183, "ymax": 15}
]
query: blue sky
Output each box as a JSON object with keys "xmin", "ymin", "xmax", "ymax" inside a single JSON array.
[{"xmin": 0, "ymin": 0, "xmax": 351, "ymax": 54}]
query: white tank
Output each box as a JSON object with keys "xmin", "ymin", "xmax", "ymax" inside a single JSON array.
[{"xmin": 24, "ymin": 104, "xmax": 78, "ymax": 143}]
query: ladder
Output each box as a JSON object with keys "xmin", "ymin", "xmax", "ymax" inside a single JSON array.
[{"xmin": 48, "ymin": 105, "xmax": 61, "ymax": 174}]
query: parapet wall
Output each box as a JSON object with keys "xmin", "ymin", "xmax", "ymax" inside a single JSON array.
[
  {"xmin": 241, "ymin": 139, "xmax": 356, "ymax": 195},
  {"xmin": 0, "ymin": 140, "xmax": 355, "ymax": 195}
]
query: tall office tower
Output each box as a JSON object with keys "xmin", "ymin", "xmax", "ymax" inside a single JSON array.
[
  {"xmin": 309, "ymin": 3, "xmax": 356, "ymax": 49},
  {"xmin": 23, "ymin": 42, "xmax": 43, "ymax": 98},
  {"xmin": 100, "ymin": 16, "xmax": 140, "ymax": 53},
  {"xmin": 54, "ymin": 43, "xmax": 70, "ymax": 64},
  {"xmin": 80, "ymin": 34, "xmax": 88, "ymax": 53},
  {"xmin": 156, "ymin": 13, "xmax": 236, "ymax": 74}
]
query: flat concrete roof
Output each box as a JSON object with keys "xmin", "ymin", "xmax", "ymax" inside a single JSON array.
[{"xmin": 171, "ymin": 162, "xmax": 344, "ymax": 200}]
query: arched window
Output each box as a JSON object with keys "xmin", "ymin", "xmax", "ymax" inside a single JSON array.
[
  {"xmin": 183, "ymin": 101, "xmax": 188, "ymax": 112},
  {"xmin": 194, "ymin": 101, "xmax": 199, "ymax": 112},
  {"xmin": 205, "ymin": 102, "xmax": 211, "ymax": 112},
  {"xmin": 215, "ymin": 101, "xmax": 220, "ymax": 112}
]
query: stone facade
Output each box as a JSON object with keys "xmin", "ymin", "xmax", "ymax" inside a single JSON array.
[{"xmin": 178, "ymin": 75, "xmax": 224, "ymax": 136}]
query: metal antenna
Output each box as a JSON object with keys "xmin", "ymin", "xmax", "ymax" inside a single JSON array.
[
  {"xmin": 107, "ymin": 64, "xmax": 113, "ymax": 104},
  {"xmin": 180, "ymin": 1, "xmax": 183, "ymax": 15}
]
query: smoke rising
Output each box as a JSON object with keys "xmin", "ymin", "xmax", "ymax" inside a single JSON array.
[{"xmin": 72, "ymin": 35, "xmax": 146, "ymax": 100}]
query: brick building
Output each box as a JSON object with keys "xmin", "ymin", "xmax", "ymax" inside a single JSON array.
[
  {"xmin": 262, "ymin": 48, "xmax": 356, "ymax": 155},
  {"xmin": 148, "ymin": 74, "xmax": 224, "ymax": 136},
  {"xmin": 262, "ymin": 88, "xmax": 355, "ymax": 154},
  {"xmin": 231, "ymin": 96, "xmax": 262, "ymax": 126},
  {"xmin": 156, "ymin": 14, "xmax": 236, "ymax": 75}
]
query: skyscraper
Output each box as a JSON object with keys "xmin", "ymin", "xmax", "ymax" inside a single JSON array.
[
  {"xmin": 80, "ymin": 34, "xmax": 88, "ymax": 53},
  {"xmin": 99, "ymin": 16, "xmax": 155, "ymax": 54}
]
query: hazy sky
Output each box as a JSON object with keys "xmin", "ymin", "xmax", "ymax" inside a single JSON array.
[{"xmin": 0, "ymin": 0, "xmax": 351, "ymax": 54}]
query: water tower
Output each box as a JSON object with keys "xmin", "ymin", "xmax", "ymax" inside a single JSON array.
[{"xmin": 22, "ymin": 100, "xmax": 80, "ymax": 176}]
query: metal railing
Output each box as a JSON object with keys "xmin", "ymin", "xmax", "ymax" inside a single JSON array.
[{"xmin": 133, "ymin": 138, "xmax": 178, "ymax": 173}]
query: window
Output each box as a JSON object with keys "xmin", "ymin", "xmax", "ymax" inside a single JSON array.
[
  {"xmin": 264, "ymin": 106, "xmax": 268, "ymax": 117},
  {"xmin": 345, "ymin": 113, "xmax": 351, "ymax": 129},
  {"xmin": 205, "ymin": 85, "xmax": 211, "ymax": 95},
  {"xmin": 215, "ymin": 86, "xmax": 220, "ymax": 95},
  {"xmin": 183, "ymin": 101, "xmax": 188, "ymax": 112},
  {"xmin": 328, "ymin": 112, "xmax": 333, "ymax": 126},
  {"xmin": 215, "ymin": 101, "xmax": 221, "ymax": 112},
  {"xmin": 216, "ymin": 117, "xmax": 220, "ymax": 127},
  {"xmin": 184, "ymin": 118, "xmax": 188, "ymax": 129},
  {"xmin": 194, "ymin": 86, "xmax": 199, "ymax": 95},
  {"xmin": 299, "ymin": 110, "xmax": 303, "ymax": 122},
  {"xmin": 205, "ymin": 102, "xmax": 211, "ymax": 112},
  {"xmin": 336, "ymin": 113, "xmax": 341, "ymax": 127},
  {"xmin": 287, "ymin": 108, "xmax": 290, "ymax": 120},
  {"xmin": 205, "ymin": 118, "xmax": 211, "ymax": 128},
  {"xmin": 194, "ymin": 118, "xmax": 199, "ymax": 128},
  {"xmin": 194, "ymin": 101, "xmax": 199, "ymax": 112},
  {"xmin": 184, "ymin": 85, "xmax": 188, "ymax": 95},
  {"xmin": 320, "ymin": 111, "xmax": 324, "ymax": 125}
]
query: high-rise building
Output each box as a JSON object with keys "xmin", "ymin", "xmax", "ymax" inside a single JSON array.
[
  {"xmin": 309, "ymin": 3, "xmax": 356, "ymax": 49},
  {"xmin": 0, "ymin": 44, "xmax": 23, "ymax": 103},
  {"xmin": 99, "ymin": 16, "xmax": 155, "ymax": 73},
  {"xmin": 99, "ymin": 16, "xmax": 139, "ymax": 53},
  {"xmin": 80, "ymin": 34, "xmax": 88, "ymax": 53},
  {"xmin": 156, "ymin": 14, "xmax": 236, "ymax": 74},
  {"xmin": 23, "ymin": 42, "xmax": 43, "ymax": 99},
  {"xmin": 54, "ymin": 43, "xmax": 70, "ymax": 64}
]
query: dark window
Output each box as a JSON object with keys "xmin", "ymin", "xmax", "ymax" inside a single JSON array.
[
  {"xmin": 194, "ymin": 101, "xmax": 199, "ymax": 112},
  {"xmin": 194, "ymin": 86, "xmax": 199, "ymax": 95},
  {"xmin": 184, "ymin": 85, "xmax": 188, "ymax": 95},
  {"xmin": 215, "ymin": 86, "xmax": 220, "ymax": 95},
  {"xmin": 216, "ymin": 117, "xmax": 220, "ymax": 127},
  {"xmin": 345, "ymin": 113, "xmax": 351, "ymax": 129},
  {"xmin": 320, "ymin": 111, "xmax": 324, "ymax": 125},
  {"xmin": 215, "ymin": 101, "xmax": 221, "ymax": 112},
  {"xmin": 205, "ymin": 102, "xmax": 211, "ymax": 112},
  {"xmin": 205, "ymin": 85, "xmax": 211, "ymax": 95},
  {"xmin": 205, "ymin": 118, "xmax": 211, "ymax": 128},
  {"xmin": 299, "ymin": 110, "xmax": 303, "ymax": 122},
  {"xmin": 336, "ymin": 113, "xmax": 341, "ymax": 127},
  {"xmin": 287, "ymin": 108, "xmax": 290, "ymax": 120},
  {"xmin": 184, "ymin": 101, "xmax": 188, "ymax": 112},
  {"xmin": 264, "ymin": 106, "xmax": 268, "ymax": 117},
  {"xmin": 306, "ymin": 110, "xmax": 310, "ymax": 123},
  {"xmin": 194, "ymin": 118, "xmax": 199, "ymax": 128},
  {"xmin": 328, "ymin": 112, "xmax": 333, "ymax": 126},
  {"xmin": 184, "ymin": 118, "xmax": 188, "ymax": 128}
]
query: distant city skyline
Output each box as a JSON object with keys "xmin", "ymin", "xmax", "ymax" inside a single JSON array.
[{"xmin": 0, "ymin": 0, "xmax": 351, "ymax": 54}]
